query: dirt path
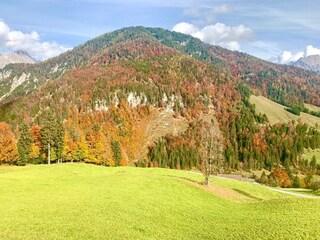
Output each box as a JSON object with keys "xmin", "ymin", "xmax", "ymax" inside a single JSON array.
[
  {"xmin": 265, "ymin": 187, "xmax": 319, "ymax": 199},
  {"xmin": 190, "ymin": 171, "xmax": 319, "ymax": 199}
]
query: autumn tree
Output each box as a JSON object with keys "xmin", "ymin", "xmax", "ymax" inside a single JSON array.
[
  {"xmin": 17, "ymin": 123, "xmax": 32, "ymax": 166},
  {"xmin": 198, "ymin": 120, "xmax": 224, "ymax": 186},
  {"xmin": 0, "ymin": 122, "xmax": 18, "ymax": 164},
  {"xmin": 29, "ymin": 125, "xmax": 42, "ymax": 163},
  {"xmin": 62, "ymin": 132, "xmax": 77, "ymax": 162}
]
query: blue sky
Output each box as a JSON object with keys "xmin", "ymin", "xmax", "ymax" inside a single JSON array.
[{"xmin": 0, "ymin": 0, "xmax": 319, "ymax": 62}]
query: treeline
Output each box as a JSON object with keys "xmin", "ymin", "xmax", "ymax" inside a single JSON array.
[
  {"xmin": 0, "ymin": 108, "xmax": 132, "ymax": 166},
  {"xmin": 145, "ymin": 85, "xmax": 320, "ymax": 179},
  {"xmin": 257, "ymin": 168, "xmax": 320, "ymax": 190}
]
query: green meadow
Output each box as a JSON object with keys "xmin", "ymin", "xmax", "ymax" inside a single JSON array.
[{"xmin": 0, "ymin": 164, "xmax": 319, "ymax": 240}]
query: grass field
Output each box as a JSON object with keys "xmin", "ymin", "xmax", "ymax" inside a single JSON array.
[
  {"xmin": 250, "ymin": 95, "xmax": 320, "ymax": 128},
  {"xmin": 303, "ymin": 148, "xmax": 320, "ymax": 163},
  {"xmin": 305, "ymin": 103, "xmax": 320, "ymax": 113},
  {"xmin": 1, "ymin": 164, "xmax": 320, "ymax": 239}
]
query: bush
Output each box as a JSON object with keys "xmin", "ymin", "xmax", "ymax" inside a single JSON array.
[
  {"xmin": 305, "ymin": 174, "xmax": 314, "ymax": 188},
  {"xmin": 272, "ymin": 169, "xmax": 292, "ymax": 188},
  {"xmin": 134, "ymin": 158, "xmax": 147, "ymax": 167},
  {"xmin": 268, "ymin": 173, "xmax": 278, "ymax": 187},
  {"xmin": 292, "ymin": 175, "xmax": 301, "ymax": 188},
  {"xmin": 285, "ymin": 107, "xmax": 300, "ymax": 116},
  {"xmin": 310, "ymin": 180, "xmax": 320, "ymax": 191},
  {"xmin": 259, "ymin": 171, "xmax": 268, "ymax": 185}
]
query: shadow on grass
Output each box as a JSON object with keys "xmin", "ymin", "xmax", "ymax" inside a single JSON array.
[
  {"xmin": 232, "ymin": 188, "xmax": 262, "ymax": 200},
  {"xmin": 164, "ymin": 174, "xmax": 203, "ymax": 185}
]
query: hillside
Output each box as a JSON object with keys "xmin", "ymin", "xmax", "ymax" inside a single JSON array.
[
  {"xmin": 1, "ymin": 27, "xmax": 320, "ymax": 180},
  {"xmin": 0, "ymin": 164, "xmax": 319, "ymax": 240},
  {"xmin": 250, "ymin": 95, "xmax": 320, "ymax": 128},
  {"xmin": 1, "ymin": 27, "xmax": 320, "ymax": 108}
]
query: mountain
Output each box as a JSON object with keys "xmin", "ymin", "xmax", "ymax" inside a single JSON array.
[
  {"xmin": 0, "ymin": 50, "xmax": 36, "ymax": 69},
  {"xmin": 1, "ymin": 27, "xmax": 320, "ymax": 107},
  {"xmin": 1, "ymin": 26, "xmax": 320, "ymax": 177},
  {"xmin": 292, "ymin": 55, "xmax": 320, "ymax": 73}
]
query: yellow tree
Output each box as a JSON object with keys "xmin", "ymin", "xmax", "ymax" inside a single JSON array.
[
  {"xmin": 62, "ymin": 132, "xmax": 77, "ymax": 162},
  {"xmin": 29, "ymin": 125, "xmax": 42, "ymax": 162},
  {"xmin": 0, "ymin": 122, "xmax": 18, "ymax": 164}
]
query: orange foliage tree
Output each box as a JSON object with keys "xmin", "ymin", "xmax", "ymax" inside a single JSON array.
[{"xmin": 0, "ymin": 122, "xmax": 18, "ymax": 164}]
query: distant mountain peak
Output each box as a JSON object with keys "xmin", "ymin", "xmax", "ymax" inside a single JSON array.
[
  {"xmin": 292, "ymin": 55, "xmax": 320, "ymax": 73},
  {"xmin": 15, "ymin": 49, "xmax": 30, "ymax": 56},
  {"xmin": 0, "ymin": 50, "xmax": 36, "ymax": 69}
]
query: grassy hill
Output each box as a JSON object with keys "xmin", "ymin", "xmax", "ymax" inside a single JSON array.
[
  {"xmin": 303, "ymin": 148, "xmax": 320, "ymax": 163},
  {"xmin": 305, "ymin": 103, "xmax": 320, "ymax": 113},
  {"xmin": 250, "ymin": 95, "xmax": 320, "ymax": 128},
  {"xmin": 0, "ymin": 164, "xmax": 319, "ymax": 239}
]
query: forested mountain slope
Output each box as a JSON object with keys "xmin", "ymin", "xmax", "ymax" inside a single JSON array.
[
  {"xmin": 1, "ymin": 27, "xmax": 320, "ymax": 108},
  {"xmin": 0, "ymin": 27, "xmax": 320, "ymax": 186}
]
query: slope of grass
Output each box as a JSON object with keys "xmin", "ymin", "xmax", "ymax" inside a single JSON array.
[
  {"xmin": 303, "ymin": 148, "xmax": 320, "ymax": 163},
  {"xmin": 305, "ymin": 103, "xmax": 320, "ymax": 113},
  {"xmin": 250, "ymin": 95, "xmax": 320, "ymax": 128},
  {"xmin": 0, "ymin": 164, "xmax": 320, "ymax": 240}
]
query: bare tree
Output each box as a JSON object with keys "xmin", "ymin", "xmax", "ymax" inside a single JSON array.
[{"xmin": 198, "ymin": 120, "xmax": 224, "ymax": 186}]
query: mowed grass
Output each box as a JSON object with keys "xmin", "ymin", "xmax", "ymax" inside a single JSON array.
[
  {"xmin": 0, "ymin": 164, "xmax": 320, "ymax": 240},
  {"xmin": 303, "ymin": 148, "xmax": 320, "ymax": 163},
  {"xmin": 305, "ymin": 103, "xmax": 320, "ymax": 113},
  {"xmin": 250, "ymin": 95, "xmax": 320, "ymax": 129}
]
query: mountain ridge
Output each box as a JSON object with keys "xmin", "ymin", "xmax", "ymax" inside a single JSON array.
[
  {"xmin": 1, "ymin": 26, "xmax": 320, "ymax": 108},
  {"xmin": 0, "ymin": 50, "xmax": 36, "ymax": 69},
  {"xmin": 292, "ymin": 55, "xmax": 320, "ymax": 73}
]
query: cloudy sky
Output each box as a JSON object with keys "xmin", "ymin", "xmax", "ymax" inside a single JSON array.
[{"xmin": 0, "ymin": 0, "xmax": 319, "ymax": 62}]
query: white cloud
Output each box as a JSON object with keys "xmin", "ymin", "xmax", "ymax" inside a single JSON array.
[
  {"xmin": 172, "ymin": 22, "xmax": 198, "ymax": 36},
  {"xmin": 183, "ymin": 4, "xmax": 233, "ymax": 25},
  {"xmin": 277, "ymin": 45, "xmax": 320, "ymax": 64},
  {"xmin": 278, "ymin": 51, "xmax": 304, "ymax": 64},
  {"xmin": 212, "ymin": 4, "xmax": 233, "ymax": 14},
  {"xmin": 305, "ymin": 45, "xmax": 320, "ymax": 57},
  {"xmin": 172, "ymin": 22, "xmax": 253, "ymax": 51},
  {"xmin": 0, "ymin": 20, "xmax": 70, "ymax": 60}
]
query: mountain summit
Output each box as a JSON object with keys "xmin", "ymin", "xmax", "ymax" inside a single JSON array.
[
  {"xmin": 292, "ymin": 55, "xmax": 320, "ymax": 73},
  {"xmin": 1, "ymin": 26, "xmax": 320, "ymax": 107},
  {"xmin": 0, "ymin": 50, "xmax": 36, "ymax": 69}
]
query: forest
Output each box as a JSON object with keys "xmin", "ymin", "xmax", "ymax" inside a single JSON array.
[{"xmin": 1, "ymin": 27, "xmax": 320, "ymax": 190}]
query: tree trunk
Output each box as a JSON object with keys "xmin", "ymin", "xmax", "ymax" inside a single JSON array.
[
  {"xmin": 48, "ymin": 143, "xmax": 51, "ymax": 165},
  {"xmin": 204, "ymin": 173, "xmax": 209, "ymax": 186}
]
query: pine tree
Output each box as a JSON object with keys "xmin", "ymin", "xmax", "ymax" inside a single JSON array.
[
  {"xmin": 17, "ymin": 123, "xmax": 32, "ymax": 166},
  {"xmin": 293, "ymin": 175, "xmax": 301, "ymax": 188},
  {"xmin": 310, "ymin": 155, "xmax": 317, "ymax": 171},
  {"xmin": 259, "ymin": 171, "xmax": 268, "ymax": 185},
  {"xmin": 40, "ymin": 110, "xmax": 64, "ymax": 164},
  {"xmin": 111, "ymin": 140, "xmax": 122, "ymax": 166}
]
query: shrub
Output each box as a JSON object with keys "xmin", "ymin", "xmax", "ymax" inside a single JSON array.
[
  {"xmin": 268, "ymin": 173, "xmax": 278, "ymax": 187},
  {"xmin": 310, "ymin": 180, "xmax": 320, "ymax": 191},
  {"xmin": 292, "ymin": 175, "xmax": 301, "ymax": 188},
  {"xmin": 259, "ymin": 171, "xmax": 268, "ymax": 185},
  {"xmin": 272, "ymin": 169, "xmax": 292, "ymax": 188}
]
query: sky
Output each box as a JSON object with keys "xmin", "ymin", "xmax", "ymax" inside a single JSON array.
[{"xmin": 0, "ymin": 0, "xmax": 319, "ymax": 63}]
